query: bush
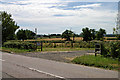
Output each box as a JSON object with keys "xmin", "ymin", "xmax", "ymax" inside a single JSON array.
[
  {"xmin": 3, "ymin": 41, "xmax": 36, "ymax": 50},
  {"xmin": 101, "ymin": 41, "xmax": 120, "ymax": 58},
  {"xmin": 110, "ymin": 42, "xmax": 120, "ymax": 58},
  {"xmin": 101, "ymin": 43, "xmax": 109, "ymax": 57}
]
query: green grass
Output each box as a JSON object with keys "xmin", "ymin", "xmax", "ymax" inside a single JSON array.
[
  {"xmin": 37, "ymin": 48, "xmax": 94, "ymax": 52},
  {"xmin": 72, "ymin": 55, "xmax": 119, "ymax": 70},
  {"xmin": 1, "ymin": 47, "xmax": 94, "ymax": 53},
  {"xmin": 1, "ymin": 47, "xmax": 34, "ymax": 53}
]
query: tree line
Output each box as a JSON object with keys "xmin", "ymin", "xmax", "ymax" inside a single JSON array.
[{"xmin": 1, "ymin": 11, "xmax": 114, "ymax": 43}]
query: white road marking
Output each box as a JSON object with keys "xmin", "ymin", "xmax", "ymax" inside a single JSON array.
[
  {"xmin": 0, "ymin": 59, "xmax": 5, "ymax": 61},
  {"xmin": 29, "ymin": 68, "xmax": 65, "ymax": 79}
]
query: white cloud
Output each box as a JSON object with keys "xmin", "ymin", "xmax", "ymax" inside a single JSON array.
[
  {"xmin": 0, "ymin": 0, "xmax": 117, "ymax": 34},
  {"xmin": 60, "ymin": 0, "xmax": 119, "ymax": 2},
  {"xmin": 73, "ymin": 4, "xmax": 101, "ymax": 8}
]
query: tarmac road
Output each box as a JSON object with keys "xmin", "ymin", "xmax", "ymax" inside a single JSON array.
[{"xmin": 1, "ymin": 52, "xmax": 119, "ymax": 80}]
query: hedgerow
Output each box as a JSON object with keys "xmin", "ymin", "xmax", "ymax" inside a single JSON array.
[
  {"xmin": 3, "ymin": 41, "xmax": 36, "ymax": 50},
  {"xmin": 101, "ymin": 41, "xmax": 120, "ymax": 59}
]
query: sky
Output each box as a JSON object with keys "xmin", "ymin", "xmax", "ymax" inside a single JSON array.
[{"xmin": 0, "ymin": 0, "xmax": 119, "ymax": 34}]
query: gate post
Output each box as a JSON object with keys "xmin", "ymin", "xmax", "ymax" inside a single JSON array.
[{"xmin": 41, "ymin": 41, "xmax": 43, "ymax": 51}]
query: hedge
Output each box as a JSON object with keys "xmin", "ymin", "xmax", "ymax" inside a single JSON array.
[
  {"xmin": 101, "ymin": 41, "xmax": 120, "ymax": 59},
  {"xmin": 3, "ymin": 41, "xmax": 36, "ymax": 50}
]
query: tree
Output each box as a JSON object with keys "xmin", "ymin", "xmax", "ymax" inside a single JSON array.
[
  {"xmin": 16, "ymin": 29, "xmax": 36, "ymax": 40},
  {"xmin": 2, "ymin": 11, "xmax": 19, "ymax": 43},
  {"xmin": 82, "ymin": 27, "xmax": 92, "ymax": 42},
  {"xmin": 113, "ymin": 28, "xmax": 117, "ymax": 34},
  {"xmin": 90, "ymin": 29, "xmax": 96, "ymax": 40},
  {"xmin": 25, "ymin": 29, "xmax": 36, "ymax": 39},
  {"xmin": 16, "ymin": 29, "xmax": 27, "ymax": 41},
  {"xmin": 62, "ymin": 30, "xmax": 74, "ymax": 41},
  {"xmin": 96, "ymin": 28, "xmax": 106, "ymax": 40}
]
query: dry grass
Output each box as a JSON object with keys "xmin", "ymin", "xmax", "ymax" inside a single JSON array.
[
  {"xmin": 25, "ymin": 37, "xmax": 83, "ymax": 41},
  {"xmin": 104, "ymin": 37, "xmax": 117, "ymax": 39},
  {"xmin": 41, "ymin": 38, "xmax": 65, "ymax": 41},
  {"xmin": 74, "ymin": 37, "xmax": 83, "ymax": 41},
  {"xmin": 104, "ymin": 40, "xmax": 120, "ymax": 41},
  {"xmin": 104, "ymin": 37, "xmax": 120, "ymax": 41},
  {"xmin": 25, "ymin": 37, "xmax": 120, "ymax": 42}
]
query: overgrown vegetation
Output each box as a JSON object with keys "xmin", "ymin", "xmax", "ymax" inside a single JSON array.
[
  {"xmin": 3, "ymin": 41, "xmax": 36, "ymax": 50},
  {"xmin": 2, "ymin": 40, "xmax": 95, "ymax": 52},
  {"xmin": 72, "ymin": 55, "xmax": 119, "ymax": 70},
  {"xmin": 101, "ymin": 41, "xmax": 120, "ymax": 59},
  {"xmin": 71, "ymin": 41, "xmax": 120, "ymax": 70}
]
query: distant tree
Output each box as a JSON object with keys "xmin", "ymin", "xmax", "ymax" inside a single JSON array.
[
  {"xmin": 25, "ymin": 29, "xmax": 36, "ymax": 39},
  {"xmin": 16, "ymin": 29, "xmax": 27, "ymax": 41},
  {"xmin": 82, "ymin": 27, "xmax": 92, "ymax": 41},
  {"xmin": 90, "ymin": 29, "xmax": 96, "ymax": 40},
  {"xmin": 113, "ymin": 28, "xmax": 117, "ymax": 34},
  {"xmin": 1, "ymin": 11, "xmax": 19, "ymax": 43},
  {"xmin": 62, "ymin": 30, "xmax": 74, "ymax": 41},
  {"xmin": 96, "ymin": 28, "xmax": 106, "ymax": 40},
  {"xmin": 16, "ymin": 29, "xmax": 35, "ymax": 41},
  {"xmin": 49, "ymin": 34, "xmax": 61, "ymax": 38}
]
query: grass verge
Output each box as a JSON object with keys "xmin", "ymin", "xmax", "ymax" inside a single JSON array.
[
  {"xmin": 1, "ymin": 47, "xmax": 94, "ymax": 53},
  {"xmin": 1, "ymin": 47, "xmax": 34, "ymax": 53},
  {"xmin": 72, "ymin": 55, "xmax": 119, "ymax": 70},
  {"xmin": 38, "ymin": 48, "xmax": 94, "ymax": 52}
]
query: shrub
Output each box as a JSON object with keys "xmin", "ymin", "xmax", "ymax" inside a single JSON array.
[
  {"xmin": 101, "ymin": 43, "xmax": 109, "ymax": 57},
  {"xmin": 101, "ymin": 41, "xmax": 120, "ymax": 58},
  {"xmin": 3, "ymin": 41, "xmax": 36, "ymax": 50},
  {"xmin": 110, "ymin": 42, "xmax": 120, "ymax": 58}
]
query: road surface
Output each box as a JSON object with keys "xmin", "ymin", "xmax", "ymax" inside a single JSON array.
[{"xmin": 1, "ymin": 52, "xmax": 119, "ymax": 80}]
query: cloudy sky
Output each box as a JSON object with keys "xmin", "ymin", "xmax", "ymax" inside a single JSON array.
[{"xmin": 0, "ymin": 0, "xmax": 119, "ymax": 34}]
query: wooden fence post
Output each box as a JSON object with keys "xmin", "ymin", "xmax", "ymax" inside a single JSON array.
[
  {"xmin": 71, "ymin": 41, "xmax": 73, "ymax": 48},
  {"xmin": 41, "ymin": 41, "xmax": 43, "ymax": 51}
]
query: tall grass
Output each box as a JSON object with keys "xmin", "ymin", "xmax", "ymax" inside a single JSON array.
[{"xmin": 72, "ymin": 55, "xmax": 119, "ymax": 70}]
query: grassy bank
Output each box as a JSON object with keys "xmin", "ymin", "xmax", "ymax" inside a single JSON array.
[{"xmin": 72, "ymin": 55, "xmax": 119, "ymax": 70}]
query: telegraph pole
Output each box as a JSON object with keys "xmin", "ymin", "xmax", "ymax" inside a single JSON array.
[
  {"xmin": 35, "ymin": 28, "xmax": 37, "ymax": 38},
  {"xmin": 35, "ymin": 28, "xmax": 42, "ymax": 51},
  {"xmin": 35, "ymin": 28, "xmax": 37, "ymax": 50}
]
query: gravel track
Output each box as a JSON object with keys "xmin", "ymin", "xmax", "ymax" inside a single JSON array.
[{"xmin": 9, "ymin": 50, "xmax": 94, "ymax": 63}]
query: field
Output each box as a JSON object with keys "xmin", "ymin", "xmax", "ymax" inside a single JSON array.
[
  {"xmin": 25, "ymin": 37, "xmax": 119, "ymax": 42},
  {"xmin": 25, "ymin": 37, "xmax": 83, "ymax": 41}
]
